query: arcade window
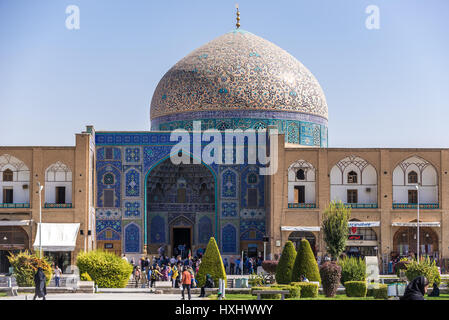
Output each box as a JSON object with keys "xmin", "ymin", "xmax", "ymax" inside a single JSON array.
[
  {"xmin": 2, "ymin": 169, "xmax": 13, "ymax": 182},
  {"xmin": 294, "ymin": 185, "xmax": 305, "ymax": 203},
  {"xmin": 408, "ymin": 171, "xmax": 418, "ymax": 184},
  {"xmin": 55, "ymin": 186, "xmax": 66, "ymax": 204},
  {"xmin": 347, "ymin": 171, "xmax": 358, "ymax": 184},
  {"xmin": 177, "ymin": 188, "xmax": 186, "ymax": 203},
  {"xmin": 105, "ymin": 148, "xmax": 113, "ymax": 160},
  {"xmin": 347, "ymin": 189, "xmax": 358, "ymax": 203},
  {"xmin": 296, "ymin": 169, "xmax": 305, "ymax": 180},
  {"xmin": 248, "ymin": 188, "xmax": 258, "ymax": 208},
  {"xmin": 104, "ymin": 190, "xmax": 114, "ymax": 207},
  {"xmin": 408, "ymin": 190, "xmax": 418, "ymax": 204},
  {"xmin": 3, "ymin": 188, "xmax": 13, "ymax": 203}
]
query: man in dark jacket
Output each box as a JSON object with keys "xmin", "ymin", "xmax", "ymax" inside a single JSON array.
[
  {"xmin": 199, "ymin": 274, "xmax": 214, "ymax": 298},
  {"xmin": 33, "ymin": 267, "xmax": 47, "ymax": 300},
  {"xmin": 400, "ymin": 276, "xmax": 429, "ymax": 300}
]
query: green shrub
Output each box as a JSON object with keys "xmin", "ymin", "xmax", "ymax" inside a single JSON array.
[
  {"xmin": 339, "ymin": 257, "xmax": 366, "ymax": 285},
  {"xmin": 76, "ymin": 250, "xmax": 133, "ymax": 288},
  {"xmin": 291, "ymin": 239, "xmax": 321, "ymax": 284},
  {"xmin": 275, "ymin": 241, "xmax": 297, "ymax": 284},
  {"xmin": 405, "ymin": 257, "xmax": 440, "ymax": 286},
  {"xmin": 251, "ymin": 287, "xmax": 281, "ymax": 300},
  {"xmin": 80, "ymin": 272, "xmax": 92, "ymax": 281},
  {"xmin": 197, "ymin": 237, "xmax": 227, "ymax": 288},
  {"xmin": 248, "ymin": 273, "xmax": 265, "ymax": 287},
  {"xmin": 320, "ymin": 261, "xmax": 341, "ymax": 297},
  {"xmin": 372, "ymin": 284, "xmax": 388, "ymax": 299},
  {"xmin": 344, "ymin": 281, "xmax": 367, "ymax": 297},
  {"xmin": 272, "ymin": 284, "xmax": 301, "ymax": 299},
  {"xmin": 8, "ymin": 251, "xmax": 52, "ymax": 287},
  {"xmin": 291, "ymin": 282, "xmax": 319, "ymax": 298}
]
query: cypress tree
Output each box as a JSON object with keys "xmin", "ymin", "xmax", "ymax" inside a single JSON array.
[
  {"xmin": 196, "ymin": 237, "xmax": 227, "ymax": 287},
  {"xmin": 275, "ymin": 241, "xmax": 297, "ymax": 284},
  {"xmin": 291, "ymin": 238, "xmax": 321, "ymax": 284},
  {"xmin": 322, "ymin": 200, "xmax": 351, "ymax": 260}
]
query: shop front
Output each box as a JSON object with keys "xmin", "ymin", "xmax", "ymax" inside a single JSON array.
[
  {"xmin": 33, "ymin": 223, "xmax": 80, "ymax": 272},
  {"xmin": 345, "ymin": 221, "xmax": 379, "ymax": 259},
  {"xmin": 392, "ymin": 221, "xmax": 440, "ymax": 259},
  {"xmin": 0, "ymin": 221, "xmax": 31, "ymax": 274}
]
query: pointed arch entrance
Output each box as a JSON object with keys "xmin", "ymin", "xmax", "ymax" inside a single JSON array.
[{"xmin": 145, "ymin": 154, "xmax": 216, "ymax": 257}]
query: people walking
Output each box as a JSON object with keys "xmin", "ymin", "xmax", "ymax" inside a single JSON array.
[
  {"xmin": 33, "ymin": 267, "xmax": 47, "ymax": 300},
  {"xmin": 54, "ymin": 265, "xmax": 62, "ymax": 287},
  {"xmin": 199, "ymin": 274, "xmax": 214, "ymax": 298},
  {"xmin": 181, "ymin": 267, "xmax": 192, "ymax": 300},
  {"xmin": 134, "ymin": 266, "xmax": 142, "ymax": 288}
]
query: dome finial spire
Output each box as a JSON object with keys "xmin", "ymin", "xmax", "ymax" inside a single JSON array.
[{"xmin": 235, "ymin": 3, "xmax": 240, "ymax": 29}]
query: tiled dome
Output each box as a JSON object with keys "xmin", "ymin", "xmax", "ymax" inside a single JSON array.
[{"xmin": 150, "ymin": 29, "xmax": 328, "ymax": 122}]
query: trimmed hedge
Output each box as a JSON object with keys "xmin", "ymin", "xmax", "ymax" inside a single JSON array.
[
  {"xmin": 76, "ymin": 250, "xmax": 133, "ymax": 288},
  {"xmin": 251, "ymin": 287, "xmax": 281, "ymax": 300},
  {"xmin": 8, "ymin": 251, "xmax": 52, "ymax": 287},
  {"xmin": 272, "ymin": 284, "xmax": 301, "ymax": 299},
  {"xmin": 372, "ymin": 284, "xmax": 388, "ymax": 299},
  {"xmin": 291, "ymin": 239, "xmax": 321, "ymax": 284},
  {"xmin": 197, "ymin": 237, "xmax": 227, "ymax": 288},
  {"xmin": 275, "ymin": 241, "xmax": 297, "ymax": 284},
  {"xmin": 344, "ymin": 281, "xmax": 367, "ymax": 297},
  {"xmin": 291, "ymin": 282, "xmax": 319, "ymax": 298}
]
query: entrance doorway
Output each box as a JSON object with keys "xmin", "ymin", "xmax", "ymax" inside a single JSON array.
[{"xmin": 173, "ymin": 228, "xmax": 191, "ymax": 258}]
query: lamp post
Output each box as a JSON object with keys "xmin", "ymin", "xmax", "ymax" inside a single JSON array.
[
  {"xmin": 415, "ymin": 184, "xmax": 420, "ymax": 262},
  {"xmin": 37, "ymin": 182, "xmax": 43, "ymax": 257}
]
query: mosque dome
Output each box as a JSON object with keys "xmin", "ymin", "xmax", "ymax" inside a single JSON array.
[{"xmin": 150, "ymin": 29, "xmax": 328, "ymax": 146}]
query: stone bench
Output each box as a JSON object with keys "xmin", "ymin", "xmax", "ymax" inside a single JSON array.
[
  {"xmin": 154, "ymin": 281, "xmax": 173, "ymax": 288},
  {"xmin": 256, "ymin": 290, "xmax": 290, "ymax": 300}
]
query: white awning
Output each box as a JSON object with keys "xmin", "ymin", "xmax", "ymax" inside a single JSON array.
[
  {"xmin": 348, "ymin": 221, "xmax": 380, "ymax": 228},
  {"xmin": 391, "ymin": 222, "xmax": 440, "ymax": 227},
  {"xmin": 281, "ymin": 226, "xmax": 321, "ymax": 232},
  {"xmin": 33, "ymin": 223, "xmax": 80, "ymax": 252},
  {"xmin": 0, "ymin": 220, "xmax": 32, "ymax": 226}
]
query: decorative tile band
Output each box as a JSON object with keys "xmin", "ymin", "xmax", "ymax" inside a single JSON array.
[
  {"xmin": 344, "ymin": 203, "xmax": 378, "ymax": 209},
  {"xmin": 0, "ymin": 203, "xmax": 30, "ymax": 208},
  {"xmin": 44, "ymin": 203, "xmax": 73, "ymax": 208},
  {"xmin": 148, "ymin": 203, "xmax": 215, "ymax": 212},
  {"xmin": 393, "ymin": 203, "xmax": 439, "ymax": 209},
  {"xmin": 288, "ymin": 203, "xmax": 317, "ymax": 209},
  {"xmin": 152, "ymin": 110, "xmax": 328, "ymax": 126}
]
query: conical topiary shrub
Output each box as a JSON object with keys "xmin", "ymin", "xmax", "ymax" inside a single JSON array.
[
  {"xmin": 291, "ymin": 238, "xmax": 321, "ymax": 284},
  {"xmin": 196, "ymin": 237, "xmax": 227, "ymax": 287},
  {"xmin": 275, "ymin": 241, "xmax": 297, "ymax": 284}
]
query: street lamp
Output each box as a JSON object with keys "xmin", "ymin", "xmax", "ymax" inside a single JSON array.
[
  {"xmin": 415, "ymin": 184, "xmax": 420, "ymax": 261},
  {"xmin": 37, "ymin": 182, "xmax": 43, "ymax": 257}
]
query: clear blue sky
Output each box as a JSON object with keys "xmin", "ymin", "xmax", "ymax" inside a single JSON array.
[{"xmin": 0, "ymin": 0, "xmax": 448, "ymax": 147}]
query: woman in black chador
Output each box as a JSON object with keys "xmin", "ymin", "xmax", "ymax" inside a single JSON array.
[
  {"xmin": 400, "ymin": 276, "xmax": 429, "ymax": 300},
  {"xmin": 33, "ymin": 267, "xmax": 47, "ymax": 300}
]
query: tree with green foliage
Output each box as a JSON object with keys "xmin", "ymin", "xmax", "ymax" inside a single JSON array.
[
  {"xmin": 76, "ymin": 250, "xmax": 133, "ymax": 288},
  {"xmin": 196, "ymin": 237, "xmax": 227, "ymax": 287},
  {"xmin": 339, "ymin": 256, "xmax": 366, "ymax": 285},
  {"xmin": 8, "ymin": 251, "xmax": 52, "ymax": 286},
  {"xmin": 291, "ymin": 239, "xmax": 321, "ymax": 284},
  {"xmin": 322, "ymin": 201, "xmax": 351, "ymax": 260},
  {"xmin": 275, "ymin": 241, "xmax": 297, "ymax": 284}
]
